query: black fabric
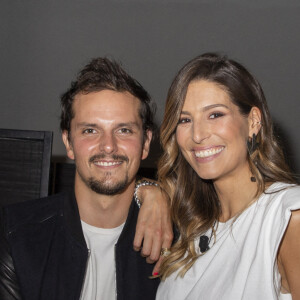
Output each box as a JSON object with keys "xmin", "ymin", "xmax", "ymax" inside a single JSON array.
[
  {"xmin": 115, "ymin": 199, "xmax": 159, "ymax": 300},
  {"xmin": 0, "ymin": 193, "xmax": 159, "ymax": 300},
  {"xmin": 0, "ymin": 209, "xmax": 22, "ymax": 300}
]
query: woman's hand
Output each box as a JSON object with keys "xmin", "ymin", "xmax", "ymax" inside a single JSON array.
[{"xmin": 133, "ymin": 183, "xmax": 173, "ymax": 275}]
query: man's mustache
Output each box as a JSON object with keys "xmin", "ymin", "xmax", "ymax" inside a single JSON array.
[{"xmin": 89, "ymin": 154, "xmax": 129, "ymax": 164}]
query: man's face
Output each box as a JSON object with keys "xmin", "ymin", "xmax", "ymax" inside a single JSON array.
[{"xmin": 62, "ymin": 90, "xmax": 152, "ymax": 195}]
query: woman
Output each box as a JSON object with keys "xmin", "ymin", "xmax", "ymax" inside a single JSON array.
[{"xmin": 140, "ymin": 53, "xmax": 300, "ymax": 299}]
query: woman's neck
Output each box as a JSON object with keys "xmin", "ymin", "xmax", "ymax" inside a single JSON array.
[{"xmin": 214, "ymin": 170, "xmax": 259, "ymax": 222}]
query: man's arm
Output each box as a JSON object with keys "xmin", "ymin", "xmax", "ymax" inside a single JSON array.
[
  {"xmin": 0, "ymin": 210, "xmax": 22, "ymax": 300},
  {"xmin": 133, "ymin": 183, "xmax": 173, "ymax": 275}
]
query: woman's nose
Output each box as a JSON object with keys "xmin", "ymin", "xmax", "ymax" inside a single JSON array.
[{"xmin": 192, "ymin": 120, "xmax": 210, "ymax": 144}]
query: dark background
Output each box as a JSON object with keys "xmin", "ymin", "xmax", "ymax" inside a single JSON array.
[{"xmin": 1, "ymin": 0, "xmax": 299, "ymax": 174}]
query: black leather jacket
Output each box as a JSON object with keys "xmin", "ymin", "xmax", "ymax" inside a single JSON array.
[{"xmin": 0, "ymin": 192, "xmax": 159, "ymax": 300}]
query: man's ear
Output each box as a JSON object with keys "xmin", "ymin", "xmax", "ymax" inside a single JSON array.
[
  {"xmin": 248, "ymin": 107, "xmax": 262, "ymax": 137},
  {"xmin": 141, "ymin": 130, "xmax": 153, "ymax": 160},
  {"xmin": 62, "ymin": 130, "xmax": 75, "ymax": 160}
]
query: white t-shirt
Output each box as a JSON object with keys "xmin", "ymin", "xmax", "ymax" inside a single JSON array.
[
  {"xmin": 157, "ymin": 182, "xmax": 300, "ymax": 300},
  {"xmin": 80, "ymin": 221, "xmax": 124, "ymax": 300}
]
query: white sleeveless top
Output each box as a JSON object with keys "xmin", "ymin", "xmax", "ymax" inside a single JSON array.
[{"xmin": 156, "ymin": 182, "xmax": 300, "ymax": 300}]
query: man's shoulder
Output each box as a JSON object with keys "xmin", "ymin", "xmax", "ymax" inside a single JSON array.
[{"xmin": 2, "ymin": 193, "xmax": 70, "ymax": 231}]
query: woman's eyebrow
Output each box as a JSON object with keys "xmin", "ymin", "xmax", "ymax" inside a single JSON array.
[
  {"xmin": 202, "ymin": 104, "xmax": 229, "ymax": 111},
  {"xmin": 181, "ymin": 104, "xmax": 229, "ymax": 115}
]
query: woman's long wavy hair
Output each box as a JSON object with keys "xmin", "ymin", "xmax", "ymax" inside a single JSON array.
[{"xmin": 158, "ymin": 53, "xmax": 296, "ymax": 279}]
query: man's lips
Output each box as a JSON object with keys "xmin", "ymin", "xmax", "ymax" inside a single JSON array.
[
  {"xmin": 93, "ymin": 160, "xmax": 123, "ymax": 167},
  {"xmin": 89, "ymin": 154, "xmax": 129, "ymax": 166}
]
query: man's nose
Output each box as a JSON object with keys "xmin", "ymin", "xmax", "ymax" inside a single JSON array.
[{"xmin": 99, "ymin": 132, "xmax": 117, "ymax": 154}]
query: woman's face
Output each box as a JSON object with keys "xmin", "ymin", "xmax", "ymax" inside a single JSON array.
[{"xmin": 176, "ymin": 80, "xmax": 252, "ymax": 183}]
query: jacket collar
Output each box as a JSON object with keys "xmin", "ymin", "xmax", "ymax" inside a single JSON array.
[{"xmin": 63, "ymin": 191, "xmax": 86, "ymax": 247}]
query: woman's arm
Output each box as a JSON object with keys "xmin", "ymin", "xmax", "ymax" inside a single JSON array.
[
  {"xmin": 278, "ymin": 209, "xmax": 300, "ymax": 298},
  {"xmin": 133, "ymin": 181, "xmax": 173, "ymax": 275}
]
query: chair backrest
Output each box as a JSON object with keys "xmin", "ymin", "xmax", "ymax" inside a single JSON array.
[{"xmin": 0, "ymin": 129, "xmax": 53, "ymax": 206}]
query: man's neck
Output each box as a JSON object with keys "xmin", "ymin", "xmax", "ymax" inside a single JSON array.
[{"xmin": 74, "ymin": 177, "xmax": 135, "ymax": 229}]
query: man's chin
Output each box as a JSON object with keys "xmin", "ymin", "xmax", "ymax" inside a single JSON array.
[{"xmin": 87, "ymin": 178, "xmax": 128, "ymax": 196}]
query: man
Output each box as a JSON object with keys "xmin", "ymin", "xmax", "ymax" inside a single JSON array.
[{"xmin": 0, "ymin": 58, "xmax": 172, "ymax": 299}]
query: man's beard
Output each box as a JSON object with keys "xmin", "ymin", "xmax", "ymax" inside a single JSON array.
[
  {"xmin": 78, "ymin": 153, "xmax": 130, "ymax": 195},
  {"xmin": 87, "ymin": 173, "xmax": 129, "ymax": 195}
]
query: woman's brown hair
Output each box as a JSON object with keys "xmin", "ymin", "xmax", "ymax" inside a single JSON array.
[{"xmin": 158, "ymin": 53, "xmax": 296, "ymax": 279}]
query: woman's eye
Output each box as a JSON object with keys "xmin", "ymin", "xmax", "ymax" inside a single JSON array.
[
  {"xmin": 209, "ymin": 112, "xmax": 224, "ymax": 119},
  {"xmin": 178, "ymin": 118, "xmax": 191, "ymax": 124}
]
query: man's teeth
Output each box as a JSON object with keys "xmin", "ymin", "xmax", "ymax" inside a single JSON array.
[
  {"xmin": 94, "ymin": 161, "xmax": 122, "ymax": 166},
  {"xmin": 195, "ymin": 147, "xmax": 224, "ymax": 158}
]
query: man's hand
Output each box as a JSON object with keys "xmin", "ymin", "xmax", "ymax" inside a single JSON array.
[{"xmin": 133, "ymin": 184, "xmax": 173, "ymax": 275}]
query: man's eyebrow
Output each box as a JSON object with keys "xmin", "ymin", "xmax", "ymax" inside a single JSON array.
[
  {"xmin": 76, "ymin": 122, "xmax": 98, "ymax": 128},
  {"xmin": 117, "ymin": 122, "xmax": 140, "ymax": 128},
  {"xmin": 181, "ymin": 104, "xmax": 229, "ymax": 115},
  {"xmin": 75, "ymin": 122, "xmax": 141, "ymax": 128}
]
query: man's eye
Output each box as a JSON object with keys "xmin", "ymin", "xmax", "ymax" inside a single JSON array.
[
  {"xmin": 83, "ymin": 129, "xmax": 96, "ymax": 134},
  {"xmin": 209, "ymin": 112, "xmax": 224, "ymax": 119},
  {"xmin": 178, "ymin": 118, "xmax": 191, "ymax": 124},
  {"xmin": 119, "ymin": 128, "xmax": 132, "ymax": 134}
]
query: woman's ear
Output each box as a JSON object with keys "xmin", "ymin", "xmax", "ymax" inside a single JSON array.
[{"xmin": 248, "ymin": 107, "xmax": 262, "ymax": 137}]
